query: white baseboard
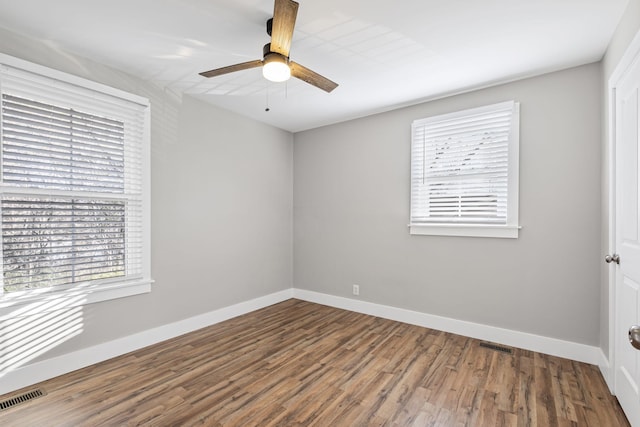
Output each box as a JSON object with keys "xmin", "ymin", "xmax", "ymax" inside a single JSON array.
[
  {"xmin": 292, "ymin": 289, "xmax": 601, "ymax": 365},
  {"xmin": 0, "ymin": 288, "xmax": 294, "ymax": 396},
  {"xmin": 599, "ymin": 349, "xmax": 614, "ymax": 393},
  {"xmin": 1, "ymin": 287, "xmax": 606, "ymax": 397}
]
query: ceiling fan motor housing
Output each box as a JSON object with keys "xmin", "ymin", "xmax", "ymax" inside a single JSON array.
[{"xmin": 263, "ymin": 43, "xmax": 287, "ymax": 61}]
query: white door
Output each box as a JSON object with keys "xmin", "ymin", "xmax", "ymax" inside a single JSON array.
[{"xmin": 614, "ymin": 51, "xmax": 640, "ymax": 427}]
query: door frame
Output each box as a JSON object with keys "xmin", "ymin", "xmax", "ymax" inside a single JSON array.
[{"xmin": 606, "ymin": 27, "xmax": 640, "ymax": 394}]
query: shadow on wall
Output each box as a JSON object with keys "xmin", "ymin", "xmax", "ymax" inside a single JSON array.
[{"xmin": 0, "ymin": 295, "xmax": 85, "ymax": 378}]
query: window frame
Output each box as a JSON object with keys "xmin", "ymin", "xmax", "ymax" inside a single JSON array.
[
  {"xmin": 0, "ymin": 53, "xmax": 152, "ymax": 312},
  {"xmin": 409, "ymin": 101, "xmax": 520, "ymax": 239}
]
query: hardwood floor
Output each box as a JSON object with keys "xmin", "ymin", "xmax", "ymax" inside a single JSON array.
[{"xmin": 0, "ymin": 299, "xmax": 630, "ymax": 426}]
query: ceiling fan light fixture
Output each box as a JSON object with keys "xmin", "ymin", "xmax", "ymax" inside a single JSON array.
[{"xmin": 263, "ymin": 53, "xmax": 291, "ymax": 82}]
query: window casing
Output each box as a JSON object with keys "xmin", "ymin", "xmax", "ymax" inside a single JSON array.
[
  {"xmin": 0, "ymin": 54, "xmax": 151, "ymax": 310},
  {"xmin": 409, "ymin": 101, "xmax": 520, "ymax": 238}
]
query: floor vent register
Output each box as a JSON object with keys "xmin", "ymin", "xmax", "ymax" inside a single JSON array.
[
  {"xmin": 0, "ymin": 389, "xmax": 46, "ymax": 412},
  {"xmin": 479, "ymin": 342, "xmax": 513, "ymax": 354}
]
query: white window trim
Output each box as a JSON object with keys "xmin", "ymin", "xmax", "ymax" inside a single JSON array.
[
  {"xmin": 409, "ymin": 223, "xmax": 520, "ymax": 239},
  {"xmin": 0, "ymin": 53, "xmax": 152, "ymax": 314},
  {"xmin": 409, "ymin": 101, "xmax": 520, "ymax": 239}
]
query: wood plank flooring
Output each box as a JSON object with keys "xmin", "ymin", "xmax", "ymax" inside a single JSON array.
[{"xmin": 0, "ymin": 299, "xmax": 630, "ymax": 426}]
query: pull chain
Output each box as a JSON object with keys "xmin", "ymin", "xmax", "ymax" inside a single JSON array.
[{"xmin": 265, "ymin": 81, "xmax": 270, "ymax": 112}]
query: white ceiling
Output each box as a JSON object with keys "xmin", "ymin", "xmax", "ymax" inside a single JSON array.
[{"xmin": 0, "ymin": 0, "xmax": 629, "ymax": 132}]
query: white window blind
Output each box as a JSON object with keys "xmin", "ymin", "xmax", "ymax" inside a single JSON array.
[
  {"xmin": 410, "ymin": 101, "xmax": 519, "ymax": 238},
  {"xmin": 2, "ymin": 94, "xmax": 127, "ymax": 192},
  {"xmin": 0, "ymin": 58, "xmax": 150, "ymax": 302}
]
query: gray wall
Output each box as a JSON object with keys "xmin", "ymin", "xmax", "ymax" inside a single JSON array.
[
  {"xmin": 600, "ymin": 0, "xmax": 640, "ymax": 357},
  {"xmin": 0, "ymin": 2, "xmax": 630, "ymax": 371},
  {"xmin": 0, "ymin": 28, "xmax": 293, "ymax": 361},
  {"xmin": 294, "ymin": 63, "xmax": 602, "ymax": 346}
]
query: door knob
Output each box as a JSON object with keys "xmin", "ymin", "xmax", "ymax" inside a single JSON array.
[
  {"xmin": 605, "ymin": 254, "xmax": 620, "ymax": 264},
  {"xmin": 630, "ymin": 325, "xmax": 640, "ymax": 350}
]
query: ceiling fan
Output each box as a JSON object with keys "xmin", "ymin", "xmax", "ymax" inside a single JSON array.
[{"xmin": 199, "ymin": 0, "xmax": 338, "ymax": 93}]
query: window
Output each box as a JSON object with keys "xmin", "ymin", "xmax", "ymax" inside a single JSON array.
[
  {"xmin": 0, "ymin": 54, "xmax": 151, "ymax": 309},
  {"xmin": 409, "ymin": 101, "xmax": 520, "ymax": 238}
]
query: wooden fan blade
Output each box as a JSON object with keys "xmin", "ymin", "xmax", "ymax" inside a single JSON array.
[
  {"xmin": 199, "ymin": 60, "xmax": 263, "ymax": 78},
  {"xmin": 271, "ymin": 0, "xmax": 299, "ymax": 57},
  {"xmin": 290, "ymin": 61, "xmax": 338, "ymax": 93}
]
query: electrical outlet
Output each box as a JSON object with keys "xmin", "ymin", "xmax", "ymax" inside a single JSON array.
[{"xmin": 352, "ymin": 284, "xmax": 360, "ymax": 296}]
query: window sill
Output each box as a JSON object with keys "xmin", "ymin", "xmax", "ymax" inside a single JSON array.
[
  {"xmin": 409, "ymin": 223, "xmax": 520, "ymax": 239},
  {"xmin": 0, "ymin": 279, "xmax": 153, "ymax": 318}
]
